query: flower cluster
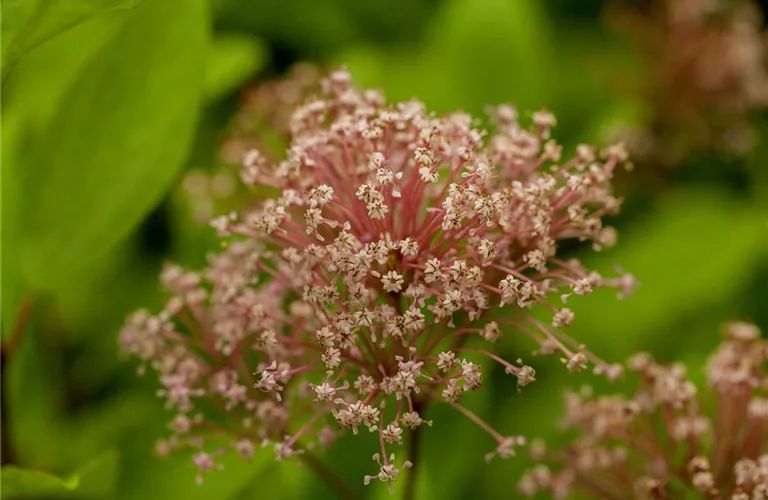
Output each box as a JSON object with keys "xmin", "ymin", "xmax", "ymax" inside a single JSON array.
[
  {"xmin": 180, "ymin": 63, "xmax": 322, "ymax": 224},
  {"xmin": 221, "ymin": 62, "xmax": 322, "ymax": 166},
  {"xmin": 605, "ymin": 0, "xmax": 768, "ymax": 163},
  {"xmin": 520, "ymin": 321, "xmax": 767, "ymax": 499},
  {"xmin": 120, "ymin": 68, "xmax": 634, "ymax": 490}
]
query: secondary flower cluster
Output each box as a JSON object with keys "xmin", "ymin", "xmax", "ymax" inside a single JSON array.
[
  {"xmin": 120, "ymin": 68, "xmax": 634, "ymax": 490},
  {"xmin": 221, "ymin": 62, "xmax": 322, "ymax": 166},
  {"xmin": 180, "ymin": 63, "xmax": 321, "ymax": 225},
  {"xmin": 520, "ymin": 321, "xmax": 767, "ymax": 499},
  {"xmin": 605, "ymin": 0, "xmax": 768, "ymax": 163}
]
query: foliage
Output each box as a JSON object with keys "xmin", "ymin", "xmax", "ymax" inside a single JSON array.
[
  {"xmin": 2, "ymin": 450, "xmax": 118, "ymax": 499},
  {"xmin": 0, "ymin": 0, "xmax": 145, "ymax": 79}
]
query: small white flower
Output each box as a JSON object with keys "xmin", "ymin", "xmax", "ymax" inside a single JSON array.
[
  {"xmin": 552, "ymin": 308, "xmax": 574, "ymax": 327},
  {"xmin": 381, "ymin": 271, "xmax": 404, "ymax": 293},
  {"xmin": 382, "ymin": 422, "xmax": 403, "ymax": 444},
  {"xmin": 322, "ymin": 348, "xmax": 342, "ymax": 369},
  {"xmin": 437, "ymin": 351, "xmax": 456, "ymax": 372}
]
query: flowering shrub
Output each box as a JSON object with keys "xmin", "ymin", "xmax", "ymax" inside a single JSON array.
[
  {"xmin": 120, "ymin": 68, "xmax": 634, "ymax": 490},
  {"xmin": 521, "ymin": 321, "xmax": 767, "ymax": 499}
]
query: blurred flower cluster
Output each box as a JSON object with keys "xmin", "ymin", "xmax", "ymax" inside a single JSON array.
[
  {"xmin": 521, "ymin": 321, "xmax": 767, "ymax": 499},
  {"xmin": 605, "ymin": 0, "xmax": 768, "ymax": 164},
  {"xmin": 181, "ymin": 63, "xmax": 322, "ymax": 224},
  {"xmin": 221, "ymin": 62, "xmax": 323, "ymax": 166},
  {"xmin": 120, "ymin": 68, "xmax": 635, "ymax": 490}
]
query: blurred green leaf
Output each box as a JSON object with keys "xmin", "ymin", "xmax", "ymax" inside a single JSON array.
[
  {"xmin": 214, "ymin": 0, "xmax": 435, "ymax": 56},
  {"xmin": 477, "ymin": 364, "xmax": 585, "ymax": 500},
  {"xmin": 1, "ymin": 449, "xmax": 119, "ymax": 500},
  {"xmin": 10, "ymin": 0, "xmax": 208, "ymax": 296},
  {"xmin": 2, "ymin": 12, "xmax": 126, "ymax": 134},
  {"xmin": 57, "ymin": 390, "xmax": 159, "ymax": 471},
  {"xmin": 568, "ymin": 189, "xmax": 768, "ymax": 359},
  {"xmin": 344, "ymin": 0, "xmax": 554, "ymax": 116},
  {"xmin": 747, "ymin": 117, "xmax": 768, "ymax": 204},
  {"xmin": 205, "ymin": 34, "xmax": 266, "ymax": 102},
  {"xmin": 1, "ymin": 110, "xmax": 25, "ymax": 336},
  {"xmin": 2, "ymin": 15, "xmax": 128, "ymax": 335},
  {"xmin": 230, "ymin": 459, "xmax": 310, "ymax": 500},
  {"xmin": 1, "ymin": 0, "xmax": 145, "ymax": 80},
  {"xmin": 1, "ymin": 467, "xmax": 80, "ymax": 499},
  {"xmin": 70, "ymin": 449, "xmax": 120, "ymax": 499},
  {"xmin": 118, "ymin": 449, "xmax": 274, "ymax": 500},
  {"xmin": 413, "ymin": 363, "xmax": 494, "ymax": 500},
  {"xmin": 213, "ymin": 0, "xmax": 359, "ymax": 58},
  {"xmin": 5, "ymin": 241, "xmax": 160, "ymax": 470}
]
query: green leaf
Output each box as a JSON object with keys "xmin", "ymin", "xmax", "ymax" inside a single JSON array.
[
  {"xmin": 1, "ymin": 467, "xmax": 79, "ymax": 499},
  {"xmin": 747, "ymin": 119, "xmax": 768, "ymax": 205},
  {"xmin": 344, "ymin": 0, "xmax": 554, "ymax": 116},
  {"xmin": 230, "ymin": 459, "xmax": 310, "ymax": 500},
  {"xmin": 2, "ymin": 11, "xmax": 126, "ymax": 134},
  {"xmin": 567, "ymin": 189, "xmax": 768, "ymax": 359},
  {"xmin": 71, "ymin": 449, "xmax": 120, "ymax": 499},
  {"xmin": 1, "ymin": 110, "xmax": 25, "ymax": 336},
  {"xmin": 1, "ymin": 0, "xmax": 145, "ymax": 80},
  {"xmin": 11, "ymin": 0, "xmax": 208, "ymax": 292},
  {"xmin": 413, "ymin": 362, "xmax": 494, "ymax": 500},
  {"xmin": 117, "ymin": 449, "xmax": 275, "ymax": 500},
  {"xmin": 1, "ymin": 449, "xmax": 119, "ymax": 499},
  {"xmin": 205, "ymin": 34, "xmax": 267, "ymax": 101},
  {"xmin": 1, "ymin": 14, "xmax": 129, "ymax": 337}
]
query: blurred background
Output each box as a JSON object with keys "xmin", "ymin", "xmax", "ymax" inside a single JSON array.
[{"xmin": 2, "ymin": 0, "xmax": 767, "ymax": 498}]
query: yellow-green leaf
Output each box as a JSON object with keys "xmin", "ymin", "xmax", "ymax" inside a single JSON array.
[
  {"xmin": 10, "ymin": 0, "xmax": 208, "ymax": 294},
  {"xmin": 1, "ymin": 0, "xmax": 145, "ymax": 79},
  {"xmin": 1, "ymin": 468, "xmax": 79, "ymax": 499}
]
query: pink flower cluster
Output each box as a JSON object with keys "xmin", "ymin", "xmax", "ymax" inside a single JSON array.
[
  {"xmin": 521, "ymin": 321, "xmax": 767, "ymax": 500},
  {"xmin": 120, "ymin": 68, "xmax": 634, "ymax": 490}
]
